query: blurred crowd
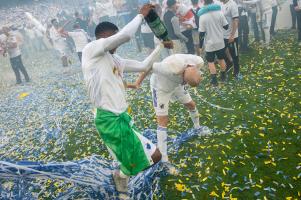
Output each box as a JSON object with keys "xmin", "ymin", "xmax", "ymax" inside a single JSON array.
[{"xmin": 0, "ymin": 0, "xmax": 300, "ymax": 86}]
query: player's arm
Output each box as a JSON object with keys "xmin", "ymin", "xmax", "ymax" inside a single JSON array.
[
  {"xmin": 229, "ymin": 5, "xmax": 239, "ymax": 42},
  {"xmin": 89, "ymin": 5, "xmax": 153, "ymax": 57},
  {"xmin": 126, "ymin": 69, "xmax": 150, "ymax": 89},
  {"xmin": 122, "ymin": 45, "xmax": 161, "ymax": 72},
  {"xmin": 171, "ymin": 16, "xmax": 188, "ymax": 42}
]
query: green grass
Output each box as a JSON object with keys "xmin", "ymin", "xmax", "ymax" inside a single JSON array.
[{"xmin": 126, "ymin": 31, "xmax": 301, "ymax": 199}]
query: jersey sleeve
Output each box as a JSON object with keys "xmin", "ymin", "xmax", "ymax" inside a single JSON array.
[{"xmin": 231, "ymin": 2, "xmax": 239, "ymax": 19}]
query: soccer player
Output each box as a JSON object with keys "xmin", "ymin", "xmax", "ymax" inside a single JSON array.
[
  {"xmin": 62, "ymin": 23, "xmax": 90, "ymax": 62},
  {"xmin": 150, "ymin": 54, "xmax": 211, "ymax": 168},
  {"xmin": 128, "ymin": 54, "xmax": 211, "ymax": 171},
  {"xmin": 49, "ymin": 19, "xmax": 70, "ymax": 67},
  {"xmin": 220, "ymin": 0, "xmax": 241, "ymax": 78},
  {"xmin": 198, "ymin": 0, "xmax": 229, "ymax": 86},
  {"xmin": 81, "ymin": 5, "xmax": 162, "ymax": 199}
]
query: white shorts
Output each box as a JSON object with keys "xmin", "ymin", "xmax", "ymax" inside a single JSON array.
[
  {"xmin": 151, "ymin": 85, "xmax": 192, "ymax": 116},
  {"xmin": 192, "ymin": 29, "xmax": 200, "ymax": 46}
]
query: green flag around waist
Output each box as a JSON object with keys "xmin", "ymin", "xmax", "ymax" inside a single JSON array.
[{"xmin": 94, "ymin": 108, "xmax": 151, "ymax": 176}]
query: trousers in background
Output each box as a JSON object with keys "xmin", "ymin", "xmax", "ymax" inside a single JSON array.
[
  {"xmin": 182, "ymin": 29, "xmax": 195, "ymax": 54},
  {"xmin": 249, "ymin": 12, "xmax": 260, "ymax": 42},
  {"xmin": 238, "ymin": 8, "xmax": 249, "ymax": 50},
  {"xmin": 224, "ymin": 38, "xmax": 240, "ymax": 76},
  {"xmin": 297, "ymin": 11, "xmax": 301, "ymax": 41},
  {"xmin": 290, "ymin": 4, "xmax": 297, "ymax": 29},
  {"xmin": 9, "ymin": 55, "xmax": 30, "ymax": 83},
  {"xmin": 270, "ymin": 6, "xmax": 278, "ymax": 35}
]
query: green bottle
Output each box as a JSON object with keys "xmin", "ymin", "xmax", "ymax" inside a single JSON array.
[{"xmin": 144, "ymin": 9, "xmax": 170, "ymax": 41}]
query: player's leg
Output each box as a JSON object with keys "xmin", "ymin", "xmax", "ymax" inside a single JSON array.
[
  {"xmin": 206, "ymin": 51, "xmax": 218, "ymax": 86},
  {"xmin": 216, "ymin": 49, "xmax": 227, "ymax": 82},
  {"xmin": 151, "ymin": 87, "xmax": 170, "ymax": 162},
  {"xmin": 174, "ymin": 86, "xmax": 211, "ymax": 136}
]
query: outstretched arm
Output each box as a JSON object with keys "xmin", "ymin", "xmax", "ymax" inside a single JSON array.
[
  {"xmin": 88, "ymin": 4, "xmax": 154, "ymax": 58},
  {"xmin": 123, "ymin": 45, "xmax": 161, "ymax": 72}
]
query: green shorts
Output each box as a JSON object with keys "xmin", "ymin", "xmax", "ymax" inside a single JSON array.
[{"xmin": 94, "ymin": 108, "xmax": 156, "ymax": 176}]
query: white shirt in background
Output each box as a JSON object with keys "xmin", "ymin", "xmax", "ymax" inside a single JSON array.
[
  {"xmin": 68, "ymin": 29, "xmax": 89, "ymax": 52},
  {"xmin": 6, "ymin": 33, "xmax": 21, "ymax": 58},
  {"xmin": 199, "ymin": 10, "xmax": 228, "ymax": 52},
  {"xmin": 222, "ymin": 0, "xmax": 239, "ymax": 39}
]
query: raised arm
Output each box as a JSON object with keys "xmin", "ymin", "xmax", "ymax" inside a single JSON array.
[{"xmin": 122, "ymin": 45, "xmax": 161, "ymax": 72}]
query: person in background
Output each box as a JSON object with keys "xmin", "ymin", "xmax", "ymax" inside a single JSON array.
[
  {"xmin": 290, "ymin": 0, "xmax": 297, "ymax": 29},
  {"xmin": 191, "ymin": 0, "xmax": 202, "ymax": 56},
  {"xmin": 1, "ymin": 26, "xmax": 30, "ymax": 85},
  {"xmin": 178, "ymin": 4, "xmax": 196, "ymax": 54},
  {"xmin": 244, "ymin": 0, "xmax": 273, "ymax": 47},
  {"xmin": 62, "ymin": 23, "xmax": 90, "ymax": 62},
  {"xmin": 247, "ymin": 1, "xmax": 260, "ymax": 42},
  {"xmin": 164, "ymin": 0, "xmax": 188, "ymax": 54},
  {"xmin": 270, "ymin": 0, "xmax": 281, "ymax": 36},
  {"xmin": 75, "ymin": 11, "xmax": 89, "ymax": 32},
  {"xmin": 236, "ymin": 0, "xmax": 249, "ymax": 52},
  {"xmin": 221, "ymin": 0, "xmax": 240, "ymax": 79},
  {"xmin": 293, "ymin": 0, "xmax": 301, "ymax": 46},
  {"xmin": 198, "ymin": 0, "xmax": 229, "ymax": 86},
  {"xmin": 49, "ymin": 19, "xmax": 70, "ymax": 67}
]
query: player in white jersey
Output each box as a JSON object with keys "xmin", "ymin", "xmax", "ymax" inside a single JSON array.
[
  {"xmin": 82, "ymin": 5, "xmax": 164, "ymax": 199},
  {"xmin": 62, "ymin": 23, "xmax": 90, "ymax": 63},
  {"xmin": 129, "ymin": 54, "xmax": 211, "ymax": 172},
  {"xmin": 150, "ymin": 54, "xmax": 211, "ymax": 167}
]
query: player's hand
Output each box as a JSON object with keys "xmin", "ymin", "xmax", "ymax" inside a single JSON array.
[
  {"xmin": 140, "ymin": 4, "xmax": 155, "ymax": 17},
  {"xmin": 162, "ymin": 40, "xmax": 174, "ymax": 49},
  {"xmin": 228, "ymin": 35, "xmax": 235, "ymax": 43}
]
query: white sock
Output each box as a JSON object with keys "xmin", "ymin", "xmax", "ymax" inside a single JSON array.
[
  {"xmin": 157, "ymin": 126, "xmax": 168, "ymax": 162},
  {"xmin": 189, "ymin": 109, "xmax": 200, "ymax": 129}
]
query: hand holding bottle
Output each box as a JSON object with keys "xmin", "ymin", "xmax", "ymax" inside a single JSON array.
[{"xmin": 140, "ymin": 4, "xmax": 155, "ymax": 17}]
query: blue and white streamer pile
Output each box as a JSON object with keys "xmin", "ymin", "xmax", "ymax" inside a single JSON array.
[{"xmin": 0, "ymin": 129, "xmax": 200, "ymax": 200}]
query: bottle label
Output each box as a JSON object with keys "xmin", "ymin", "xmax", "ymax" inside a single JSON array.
[{"xmin": 148, "ymin": 18, "xmax": 167, "ymax": 37}]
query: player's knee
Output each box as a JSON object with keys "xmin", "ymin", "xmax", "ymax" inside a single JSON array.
[
  {"xmin": 151, "ymin": 148, "xmax": 162, "ymax": 164},
  {"xmin": 185, "ymin": 101, "xmax": 196, "ymax": 110}
]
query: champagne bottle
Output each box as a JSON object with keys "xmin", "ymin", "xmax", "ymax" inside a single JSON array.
[{"xmin": 144, "ymin": 9, "xmax": 170, "ymax": 42}]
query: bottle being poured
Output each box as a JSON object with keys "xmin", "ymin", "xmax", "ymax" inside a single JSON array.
[{"xmin": 143, "ymin": 3, "xmax": 174, "ymax": 49}]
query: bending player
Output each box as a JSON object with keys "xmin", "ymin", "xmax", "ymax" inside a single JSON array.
[
  {"xmin": 82, "ymin": 5, "xmax": 163, "ymax": 199},
  {"xmin": 130, "ymin": 54, "xmax": 211, "ymax": 170}
]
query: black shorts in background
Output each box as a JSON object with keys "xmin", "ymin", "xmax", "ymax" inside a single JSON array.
[{"xmin": 205, "ymin": 48, "xmax": 226, "ymax": 63}]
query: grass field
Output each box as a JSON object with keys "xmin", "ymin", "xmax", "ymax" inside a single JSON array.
[
  {"xmin": 127, "ymin": 31, "xmax": 301, "ymax": 199},
  {"xmin": 0, "ymin": 30, "xmax": 300, "ymax": 199}
]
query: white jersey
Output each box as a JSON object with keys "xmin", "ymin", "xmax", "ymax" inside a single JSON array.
[
  {"xmin": 49, "ymin": 26, "xmax": 68, "ymax": 53},
  {"xmin": 222, "ymin": 0, "xmax": 239, "ymax": 39},
  {"xmin": 151, "ymin": 54, "xmax": 204, "ymax": 93},
  {"xmin": 199, "ymin": 10, "xmax": 228, "ymax": 52},
  {"xmin": 68, "ymin": 29, "xmax": 89, "ymax": 52},
  {"xmin": 82, "ymin": 14, "xmax": 161, "ymax": 114}
]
